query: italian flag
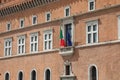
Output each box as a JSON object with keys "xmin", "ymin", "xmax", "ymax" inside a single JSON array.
[{"xmin": 60, "ymin": 27, "xmax": 66, "ymax": 47}]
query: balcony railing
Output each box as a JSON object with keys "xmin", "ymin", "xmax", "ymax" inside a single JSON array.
[{"xmin": 59, "ymin": 46, "xmax": 74, "ymax": 56}]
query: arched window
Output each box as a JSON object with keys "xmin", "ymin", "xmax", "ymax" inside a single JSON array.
[
  {"xmin": 45, "ymin": 69, "xmax": 51, "ymax": 80},
  {"xmin": 31, "ymin": 70, "xmax": 36, "ymax": 80},
  {"xmin": 89, "ymin": 65, "xmax": 97, "ymax": 80},
  {"xmin": 5, "ymin": 72, "xmax": 10, "ymax": 80},
  {"xmin": 18, "ymin": 71, "xmax": 23, "ymax": 80}
]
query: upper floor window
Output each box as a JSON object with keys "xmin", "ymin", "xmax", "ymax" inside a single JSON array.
[
  {"xmin": 44, "ymin": 30, "xmax": 52, "ymax": 50},
  {"xmin": 89, "ymin": 65, "xmax": 98, "ymax": 80},
  {"xmin": 46, "ymin": 12, "xmax": 51, "ymax": 22},
  {"xmin": 60, "ymin": 18, "xmax": 73, "ymax": 47},
  {"xmin": 88, "ymin": 0, "xmax": 95, "ymax": 11},
  {"xmin": 64, "ymin": 6, "xmax": 70, "ymax": 17},
  {"xmin": 44, "ymin": 69, "xmax": 51, "ymax": 80},
  {"xmin": 4, "ymin": 38, "xmax": 12, "ymax": 56},
  {"xmin": 31, "ymin": 70, "xmax": 36, "ymax": 80},
  {"xmin": 86, "ymin": 20, "xmax": 98, "ymax": 44},
  {"xmin": 20, "ymin": 18, "xmax": 24, "ymax": 28},
  {"xmin": 6, "ymin": 22, "xmax": 11, "ymax": 31},
  {"xmin": 32, "ymin": 15, "xmax": 37, "ymax": 25},
  {"xmin": 18, "ymin": 71, "xmax": 23, "ymax": 80},
  {"xmin": 18, "ymin": 35, "xmax": 25, "ymax": 54},
  {"xmin": 5, "ymin": 72, "xmax": 10, "ymax": 80},
  {"xmin": 30, "ymin": 32, "xmax": 38, "ymax": 53}
]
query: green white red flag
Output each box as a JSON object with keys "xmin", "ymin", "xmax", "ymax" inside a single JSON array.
[{"xmin": 60, "ymin": 27, "xmax": 65, "ymax": 47}]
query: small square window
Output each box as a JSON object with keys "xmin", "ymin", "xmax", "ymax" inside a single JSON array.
[
  {"xmin": 46, "ymin": 12, "xmax": 51, "ymax": 22},
  {"xmin": 32, "ymin": 15, "xmax": 37, "ymax": 25},
  {"xmin": 64, "ymin": 6, "xmax": 70, "ymax": 17},
  {"xmin": 88, "ymin": 0, "xmax": 95, "ymax": 11},
  {"xmin": 6, "ymin": 22, "xmax": 11, "ymax": 31}
]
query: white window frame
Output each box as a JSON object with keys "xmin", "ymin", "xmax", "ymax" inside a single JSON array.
[
  {"xmin": 88, "ymin": 64, "xmax": 98, "ymax": 80},
  {"xmin": 43, "ymin": 30, "xmax": 53, "ymax": 51},
  {"xmin": 63, "ymin": 60, "xmax": 73, "ymax": 76},
  {"xmin": 44, "ymin": 68, "xmax": 51, "ymax": 80},
  {"xmin": 4, "ymin": 71, "xmax": 10, "ymax": 80},
  {"xmin": 88, "ymin": 0, "xmax": 95, "ymax": 11},
  {"xmin": 30, "ymin": 32, "xmax": 38, "ymax": 53},
  {"xmin": 118, "ymin": 16, "xmax": 120, "ymax": 39},
  {"xmin": 19, "ymin": 18, "xmax": 24, "ymax": 28},
  {"xmin": 86, "ymin": 20, "xmax": 98, "ymax": 44},
  {"xmin": 62, "ymin": 17, "xmax": 74, "ymax": 46},
  {"xmin": 45, "ymin": 12, "xmax": 51, "ymax": 22},
  {"xmin": 4, "ymin": 38, "xmax": 12, "ymax": 56},
  {"xmin": 32, "ymin": 15, "xmax": 37, "ymax": 25},
  {"xmin": 17, "ymin": 70, "xmax": 24, "ymax": 80},
  {"xmin": 64, "ymin": 6, "xmax": 70, "ymax": 17},
  {"xmin": 17, "ymin": 35, "xmax": 25, "ymax": 54},
  {"xmin": 6, "ymin": 22, "xmax": 11, "ymax": 31},
  {"xmin": 30, "ymin": 69, "xmax": 37, "ymax": 80}
]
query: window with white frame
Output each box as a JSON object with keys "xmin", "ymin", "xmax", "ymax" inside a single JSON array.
[
  {"xmin": 20, "ymin": 18, "xmax": 24, "ymax": 28},
  {"xmin": 18, "ymin": 71, "xmax": 23, "ymax": 80},
  {"xmin": 30, "ymin": 32, "xmax": 38, "ymax": 53},
  {"xmin": 64, "ymin": 60, "xmax": 73, "ymax": 76},
  {"xmin": 46, "ymin": 12, "xmax": 51, "ymax": 22},
  {"xmin": 18, "ymin": 35, "xmax": 25, "ymax": 54},
  {"xmin": 6, "ymin": 22, "xmax": 11, "ymax": 31},
  {"xmin": 88, "ymin": 0, "xmax": 95, "ymax": 11},
  {"xmin": 5, "ymin": 72, "xmax": 10, "ymax": 80},
  {"xmin": 89, "ymin": 65, "xmax": 98, "ymax": 80},
  {"xmin": 32, "ymin": 15, "xmax": 37, "ymax": 25},
  {"xmin": 64, "ymin": 6, "xmax": 70, "ymax": 17},
  {"xmin": 118, "ymin": 16, "xmax": 120, "ymax": 39},
  {"xmin": 45, "ymin": 69, "xmax": 51, "ymax": 80},
  {"xmin": 86, "ymin": 20, "xmax": 98, "ymax": 44},
  {"xmin": 60, "ymin": 18, "xmax": 74, "ymax": 47},
  {"xmin": 44, "ymin": 30, "xmax": 52, "ymax": 50},
  {"xmin": 4, "ymin": 38, "xmax": 12, "ymax": 56}
]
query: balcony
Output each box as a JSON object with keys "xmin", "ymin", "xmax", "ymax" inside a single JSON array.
[
  {"xmin": 60, "ymin": 75, "xmax": 76, "ymax": 80},
  {"xmin": 59, "ymin": 46, "xmax": 74, "ymax": 56}
]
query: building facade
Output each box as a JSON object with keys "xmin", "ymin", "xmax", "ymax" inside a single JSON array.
[{"xmin": 0, "ymin": 0, "xmax": 120, "ymax": 80}]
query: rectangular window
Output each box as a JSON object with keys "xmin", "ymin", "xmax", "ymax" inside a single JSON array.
[
  {"xmin": 20, "ymin": 18, "xmax": 24, "ymax": 28},
  {"xmin": 64, "ymin": 23, "xmax": 73, "ymax": 46},
  {"xmin": 88, "ymin": 0, "xmax": 95, "ymax": 11},
  {"xmin": 86, "ymin": 20, "xmax": 98, "ymax": 44},
  {"xmin": 44, "ymin": 30, "xmax": 52, "ymax": 50},
  {"xmin": 18, "ymin": 35, "xmax": 25, "ymax": 54},
  {"xmin": 4, "ymin": 38, "xmax": 12, "ymax": 56},
  {"xmin": 6, "ymin": 22, "xmax": 11, "ymax": 31},
  {"xmin": 32, "ymin": 15, "xmax": 37, "ymax": 25},
  {"xmin": 46, "ymin": 12, "xmax": 51, "ymax": 22},
  {"xmin": 66, "ymin": 65, "xmax": 70, "ymax": 75},
  {"xmin": 30, "ymin": 32, "xmax": 38, "ymax": 53},
  {"xmin": 64, "ymin": 6, "xmax": 70, "ymax": 17}
]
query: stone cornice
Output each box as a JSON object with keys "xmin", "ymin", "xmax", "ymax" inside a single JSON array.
[{"xmin": 0, "ymin": 0, "xmax": 59, "ymax": 17}]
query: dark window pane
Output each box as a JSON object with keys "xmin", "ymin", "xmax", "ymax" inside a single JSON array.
[
  {"xmin": 31, "ymin": 70, "xmax": 36, "ymax": 80},
  {"xmin": 90, "ymin": 66, "xmax": 97, "ymax": 80},
  {"xmin": 18, "ymin": 72, "xmax": 23, "ymax": 80},
  {"xmin": 45, "ymin": 69, "xmax": 50, "ymax": 80},
  {"xmin": 66, "ymin": 65, "xmax": 70, "ymax": 75},
  {"xmin": 5, "ymin": 73, "xmax": 9, "ymax": 80},
  {"xmin": 88, "ymin": 34, "xmax": 91, "ymax": 43},
  {"xmin": 90, "ymin": 2, "xmax": 94, "ymax": 10}
]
